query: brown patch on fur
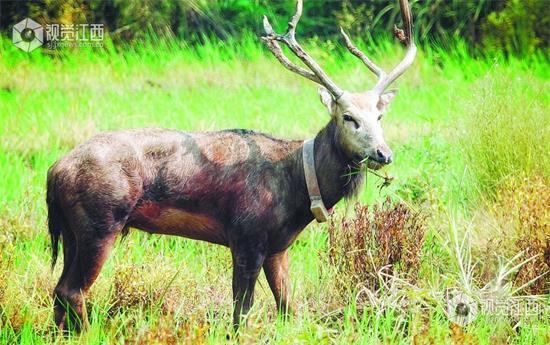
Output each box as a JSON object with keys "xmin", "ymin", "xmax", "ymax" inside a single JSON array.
[
  {"xmin": 263, "ymin": 250, "xmax": 290, "ymax": 312},
  {"xmin": 163, "ymin": 151, "xmax": 201, "ymax": 185},
  {"xmin": 251, "ymin": 135, "xmax": 301, "ymax": 162},
  {"xmin": 143, "ymin": 141, "xmax": 178, "ymax": 160},
  {"xmin": 194, "ymin": 132, "xmax": 250, "ymax": 165},
  {"xmin": 132, "ymin": 207, "xmax": 226, "ymax": 245},
  {"xmin": 259, "ymin": 187, "xmax": 273, "ymax": 204},
  {"xmin": 134, "ymin": 200, "xmax": 161, "ymax": 219}
]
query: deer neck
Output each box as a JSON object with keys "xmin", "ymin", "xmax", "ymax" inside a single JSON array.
[{"xmin": 310, "ymin": 120, "xmax": 364, "ymax": 209}]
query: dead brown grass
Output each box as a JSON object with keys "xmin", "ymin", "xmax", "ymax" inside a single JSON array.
[
  {"xmin": 327, "ymin": 198, "xmax": 427, "ymax": 293},
  {"xmin": 473, "ymin": 175, "xmax": 550, "ymax": 295},
  {"xmin": 498, "ymin": 175, "xmax": 550, "ymax": 294},
  {"xmin": 110, "ymin": 262, "xmax": 186, "ymax": 315},
  {"xmin": 128, "ymin": 314, "xmax": 208, "ymax": 345}
]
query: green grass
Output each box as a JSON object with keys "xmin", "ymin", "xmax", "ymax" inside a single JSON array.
[
  {"xmin": 0, "ymin": 35, "xmax": 549, "ymax": 344},
  {"xmin": 461, "ymin": 72, "xmax": 549, "ymax": 196}
]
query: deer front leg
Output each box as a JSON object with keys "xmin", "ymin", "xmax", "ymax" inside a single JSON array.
[
  {"xmin": 231, "ymin": 247, "xmax": 265, "ymax": 330},
  {"xmin": 263, "ymin": 250, "xmax": 291, "ymax": 316}
]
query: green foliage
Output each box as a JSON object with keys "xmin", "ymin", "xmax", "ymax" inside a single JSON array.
[
  {"xmin": 1, "ymin": 0, "xmax": 549, "ymax": 55},
  {"xmin": 480, "ymin": 0, "xmax": 550, "ymax": 55}
]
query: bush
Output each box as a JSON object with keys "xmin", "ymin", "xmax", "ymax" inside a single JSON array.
[
  {"xmin": 480, "ymin": 0, "xmax": 550, "ymax": 55},
  {"xmin": 497, "ymin": 176, "xmax": 550, "ymax": 294},
  {"xmin": 327, "ymin": 198, "xmax": 427, "ymax": 294}
]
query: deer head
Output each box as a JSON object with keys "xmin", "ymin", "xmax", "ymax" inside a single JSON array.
[{"xmin": 262, "ymin": 0, "xmax": 416, "ymax": 170}]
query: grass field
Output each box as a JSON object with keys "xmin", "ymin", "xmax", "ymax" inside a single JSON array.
[{"xmin": 0, "ymin": 34, "xmax": 549, "ymax": 344}]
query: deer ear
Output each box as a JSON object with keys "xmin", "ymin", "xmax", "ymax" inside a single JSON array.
[
  {"xmin": 318, "ymin": 87, "xmax": 335, "ymax": 114},
  {"xmin": 377, "ymin": 90, "xmax": 397, "ymax": 112}
]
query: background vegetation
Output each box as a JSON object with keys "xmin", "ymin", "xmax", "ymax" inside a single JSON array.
[
  {"xmin": 0, "ymin": 0, "xmax": 549, "ymax": 344},
  {"xmin": 1, "ymin": 0, "xmax": 549, "ymax": 55}
]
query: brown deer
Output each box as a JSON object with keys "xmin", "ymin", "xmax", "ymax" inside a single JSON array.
[{"xmin": 46, "ymin": 0, "xmax": 416, "ymax": 331}]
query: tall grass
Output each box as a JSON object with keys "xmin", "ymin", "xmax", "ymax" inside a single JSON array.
[
  {"xmin": 0, "ymin": 34, "xmax": 549, "ymax": 343},
  {"xmin": 462, "ymin": 72, "xmax": 549, "ymax": 196}
]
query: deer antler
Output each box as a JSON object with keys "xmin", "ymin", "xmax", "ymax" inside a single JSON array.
[
  {"xmin": 340, "ymin": 0, "xmax": 417, "ymax": 94},
  {"xmin": 262, "ymin": 0, "xmax": 344, "ymax": 100}
]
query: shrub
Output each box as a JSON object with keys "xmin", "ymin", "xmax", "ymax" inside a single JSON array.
[
  {"xmin": 497, "ymin": 175, "xmax": 550, "ymax": 294},
  {"xmin": 327, "ymin": 198, "xmax": 427, "ymax": 294},
  {"xmin": 480, "ymin": 0, "xmax": 550, "ymax": 55}
]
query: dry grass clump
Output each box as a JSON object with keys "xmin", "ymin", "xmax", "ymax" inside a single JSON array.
[
  {"xmin": 111, "ymin": 265, "xmax": 151, "ymax": 310},
  {"xmin": 328, "ymin": 198, "xmax": 427, "ymax": 293},
  {"xmin": 497, "ymin": 175, "xmax": 550, "ymax": 294},
  {"xmin": 472, "ymin": 174, "xmax": 549, "ymax": 295},
  {"xmin": 0, "ymin": 261, "xmax": 9, "ymax": 328},
  {"xmin": 128, "ymin": 314, "xmax": 208, "ymax": 345},
  {"xmin": 110, "ymin": 261, "xmax": 185, "ymax": 315},
  {"xmin": 0, "ymin": 257, "xmax": 10, "ymax": 304}
]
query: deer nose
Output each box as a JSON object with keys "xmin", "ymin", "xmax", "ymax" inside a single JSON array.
[{"xmin": 376, "ymin": 148, "xmax": 393, "ymax": 164}]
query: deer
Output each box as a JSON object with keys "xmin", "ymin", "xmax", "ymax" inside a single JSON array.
[{"xmin": 46, "ymin": 0, "xmax": 416, "ymax": 331}]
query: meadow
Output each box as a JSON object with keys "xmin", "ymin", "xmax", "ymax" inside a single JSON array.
[{"xmin": 0, "ymin": 34, "xmax": 549, "ymax": 344}]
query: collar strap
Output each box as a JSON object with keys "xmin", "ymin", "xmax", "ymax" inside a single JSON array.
[{"xmin": 302, "ymin": 139, "xmax": 329, "ymax": 223}]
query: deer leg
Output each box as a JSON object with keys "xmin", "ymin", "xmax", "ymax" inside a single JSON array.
[
  {"xmin": 54, "ymin": 222, "xmax": 119, "ymax": 331},
  {"xmin": 263, "ymin": 250, "xmax": 291, "ymax": 317},
  {"xmin": 57, "ymin": 216, "xmax": 78, "ymax": 287},
  {"xmin": 231, "ymin": 247, "xmax": 265, "ymax": 330},
  {"xmin": 52, "ymin": 216, "xmax": 78, "ymax": 330}
]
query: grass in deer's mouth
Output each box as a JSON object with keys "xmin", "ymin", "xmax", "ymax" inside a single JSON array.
[
  {"xmin": 360, "ymin": 157, "xmax": 384, "ymax": 171},
  {"xmin": 354, "ymin": 157, "xmax": 394, "ymax": 191},
  {"xmin": 0, "ymin": 35, "xmax": 549, "ymax": 343}
]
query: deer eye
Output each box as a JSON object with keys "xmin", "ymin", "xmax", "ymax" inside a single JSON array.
[
  {"xmin": 343, "ymin": 114, "xmax": 359, "ymax": 129},
  {"xmin": 377, "ymin": 114, "xmax": 383, "ymax": 121}
]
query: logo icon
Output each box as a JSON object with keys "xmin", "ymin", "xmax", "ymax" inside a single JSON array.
[
  {"xmin": 446, "ymin": 290, "xmax": 478, "ymax": 326},
  {"xmin": 13, "ymin": 18, "xmax": 44, "ymax": 52}
]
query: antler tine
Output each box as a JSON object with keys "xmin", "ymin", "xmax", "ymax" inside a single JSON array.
[
  {"xmin": 340, "ymin": 0, "xmax": 416, "ymax": 95},
  {"xmin": 262, "ymin": 0, "xmax": 344, "ymax": 99},
  {"xmin": 261, "ymin": 17, "xmax": 321, "ymax": 84},
  {"xmin": 373, "ymin": 0, "xmax": 417, "ymax": 94},
  {"xmin": 340, "ymin": 27, "xmax": 386, "ymax": 79},
  {"xmin": 287, "ymin": 0, "xmax": 302, "ymax": 36}
]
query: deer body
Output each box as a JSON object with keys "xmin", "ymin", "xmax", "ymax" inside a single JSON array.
[
  {"xmin": 47, "ymin": 124, "xmax": 362, "ymax": 329},
  {"xmin": 48, "ymin": 0, "xmax": 416, "ymax": 330}
]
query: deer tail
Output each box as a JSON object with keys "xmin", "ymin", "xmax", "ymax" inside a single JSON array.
[{"xmin": 46, "ymin": 172, "xmax": 63, "ymax": 270}]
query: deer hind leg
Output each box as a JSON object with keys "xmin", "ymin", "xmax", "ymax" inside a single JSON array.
[
  {"xmin": 263, "ymin": 250, "xmax": 291, "ymax": 317},
  {"xmin": 53, "ymin": 220, "xmax": 77, "ymax": 328},
  {"xmin": 53, "ymin": 205, "xmax": 122, "ymax": 331},
  {"xmin": 53, "ymin": 211, "xmax": 78, "ymax": 289}
]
